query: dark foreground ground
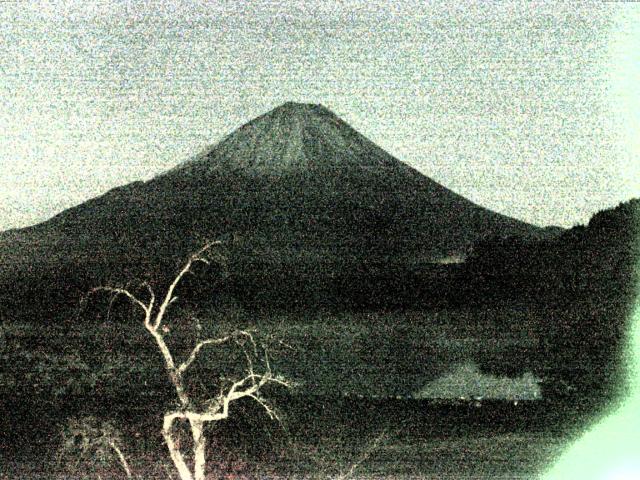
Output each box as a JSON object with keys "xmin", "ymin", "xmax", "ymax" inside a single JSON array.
[
  {"xmin": 1, "ymin": 394, "xmax": 599, "ymax": 479},
  {"xmin": 0, "ymin": 300, "xmax": 628, "ymax": 479}
]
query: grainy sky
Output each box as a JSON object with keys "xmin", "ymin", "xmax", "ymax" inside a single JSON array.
[{"xmin": 1, "ymin": 0, "xmax": 638, "ymax": 231}]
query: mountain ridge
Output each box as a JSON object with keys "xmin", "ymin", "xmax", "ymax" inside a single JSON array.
[{"xmin": 0, "ymin": 102, "xmax": 548, "ymax": 311}]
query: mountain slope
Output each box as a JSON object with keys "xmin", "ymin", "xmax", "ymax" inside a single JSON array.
[{"xmin": 0, "ymin": 102, "xmax": 545, "ymax": 311}]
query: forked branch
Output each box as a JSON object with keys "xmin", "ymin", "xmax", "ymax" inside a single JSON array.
[
  {"xmin": 177, "ymin": 330, "xmax": 253, "ymax": 374},
  {"xmin": 89, "ymin": 286, "xmax": 151, "ymax": 316},
  {"xmin": 154, "ymin": 240, "xmax": 222, "ymax": 330},
  {"xmin": 87, "ymin": 240, "xmax": 290, "ymax": 480}
]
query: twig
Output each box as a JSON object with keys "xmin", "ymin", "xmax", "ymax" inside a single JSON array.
[{"xmin": 336, "ymin": 430, "xmax": 388, "ymax": 480}]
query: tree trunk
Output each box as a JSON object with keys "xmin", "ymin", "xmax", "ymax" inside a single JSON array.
[
  {"xmin": 163, "ymin": 414, "xmax": 194, "ymax": 480},
  {"xmin": 190, "ymin": 418, "xmax": 207, "ymax": 480}
]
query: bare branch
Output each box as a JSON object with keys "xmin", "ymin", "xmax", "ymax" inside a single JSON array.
[
  {"xmin": 276, "ymin": 338, "xmax": 295, "ymax": 351},
  {"xmin": 162, "ymin": 338, "xmax": 291, "ymax": 480},
  {"xmin": 203, "ymin": 370, "xmax": 290, "ymax": 424},
  {"xmin": 178, "ymin": 336, "xmax": 232, "ymax": 374},
  {"xmin": 247, "ymin": 394, "xmax": 280, "ymax": 421},
  {"xmin": 154, "ymin": 240, "xmax": 222, "ymax": 330},
  {"xmin": 245, "ymin": 331, "xmax": 259, "ymax": 357},
  {"xmin": 177, "ymin": 330, "xmax": 253, "ymax": 374},
  {"xmin": 235, "ymin": 331, "xmax": 259, "ymax": 385},
  {"xmin": 192, "ymin": 257, "xmax": 210, "ymax": 266},
  {"xmin": 227, "ymin": 373, "xmax": 261, "ymax": 399},
  {"xmin": 262, "ymin": 346, "xmax": 274, "ymax": 380},
  {"xmin": 228, "ymin": 371, "xmax": 290, "ymax": 400},
  {"xmin": 90, "ymin": 287, "xmax": 151, "ymax": 316},
  {"xmin": 336, "ymin": 430, "xmax": 388, "ymax": 480},
  {"xmin": 142, "ymin": 281, "xmax": 156, "ymax": 313},
  {"xmin": 87, "ymin": 240, "xmax": 294, "ymax": 480},
  {"xmin": 261, "ymin": 374, "xmax": 291, "ymax": 388},
  {"xmin": 240, "ymin": 343, "xmax": 255, "ymax": 386},
  {"xmin": 108, "ymin": 440, "xmax": 132, "ymax": 479},
  {"xmin": 105, "ymin": 292, "xmax": 120, "ymax": 323}
]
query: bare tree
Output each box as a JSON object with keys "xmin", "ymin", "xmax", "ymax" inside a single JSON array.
[{"xmin": 89, "ymin": 241, "xmax": 290, "ymax": 480}]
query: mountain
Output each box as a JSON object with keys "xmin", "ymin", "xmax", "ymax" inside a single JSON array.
[
  {"xmin": 0, "ymin": 102, "xmax": 546, "ymax": 313},
  {"xmin": 0, "ymin": 103, "xmax": 636, "ymax": 408}
]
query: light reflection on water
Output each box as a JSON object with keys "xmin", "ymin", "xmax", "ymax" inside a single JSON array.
[{"xmin": 413, "ymin": 361, "xmax": 542, "ymax": 401}]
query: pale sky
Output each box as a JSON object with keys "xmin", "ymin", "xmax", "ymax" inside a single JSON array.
[{"xmin": 1, "ymin": 1, "xmax": 639, "ymax": 231}]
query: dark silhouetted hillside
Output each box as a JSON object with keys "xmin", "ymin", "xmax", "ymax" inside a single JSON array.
[
  {"xmin": 0, "ymin": 102, "xmax": 543, "ymax": 316},
  {"xmin": 473, "ymin": 199, "xmax": 639, "ymax": 404}
]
